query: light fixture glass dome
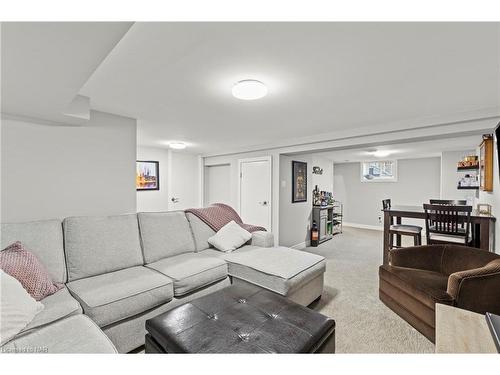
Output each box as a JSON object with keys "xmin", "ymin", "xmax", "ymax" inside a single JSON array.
[
  {"xmin": 169, "ymin": 142, "xmax": 186, "ymax": 150},
  {"xmin": 232, "ymin": 80, "xmax": 268, "ymax": 100}
]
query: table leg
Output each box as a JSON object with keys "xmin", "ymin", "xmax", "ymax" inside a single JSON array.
[
  {"xmin": 383, "ymin": 211, "xmax": 391, "ymax": 265},
  {"xmin": 479, "ymin": 219, "xmax": 493, "ymax": 251},
  {"xmin": 396, "ymin": 216, "xmax": 402, "ymax": 247}
]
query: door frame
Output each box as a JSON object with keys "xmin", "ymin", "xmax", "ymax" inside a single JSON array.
[{"xmin": 237, "ymin": 156, "xmax": 273, "ymax": 231}]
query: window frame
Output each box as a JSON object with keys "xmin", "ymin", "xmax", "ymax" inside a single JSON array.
[{"xmin": 360, "ymin": 160, "xmax": 398, "ymax": 183}]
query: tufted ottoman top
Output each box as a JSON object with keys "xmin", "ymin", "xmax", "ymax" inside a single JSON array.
[{"xmin": 145, "ymin": 284, "xmax": 335, "ymax": 353}]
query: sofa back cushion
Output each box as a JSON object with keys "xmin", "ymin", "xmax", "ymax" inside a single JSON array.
[
  {"xmin": 138, "ymin": 212, "xmax": 195, "ymax": 263},
  {"xmin": 185, "ymin": 212, "xmax": 216, "ymax": 252},
  {"xmin": 1, "ymin": 220, "xmax": 66, "ymax": 283},
  {"xmin": 441, "ymin": 244, "xmax": 500, "ymax": 276},
  {"xmin": 64, "ymin": 214, "xmax": 143, "ymax": 281}
]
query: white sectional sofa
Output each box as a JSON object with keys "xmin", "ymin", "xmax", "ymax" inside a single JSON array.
[{"xmin": 1, "ymin": 211, "xmax": 326, "ymax": 353}]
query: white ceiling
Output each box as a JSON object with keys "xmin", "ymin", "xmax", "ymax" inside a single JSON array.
[
  {"xmin": 308, "ymin": 134, "xmax": 480, "ymax": 163},
  {"xmin": 1, "ymin": 22, "xmax": 133, "ymax": 124},
  {"xmin": 2, "ymin": 22, "xmax": 499, "ymax": 154}
]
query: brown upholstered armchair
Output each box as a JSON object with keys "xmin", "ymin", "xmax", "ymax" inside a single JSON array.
[{"xmin": 379, "ymin": 244, "xmax": 500, "ymax": 342}]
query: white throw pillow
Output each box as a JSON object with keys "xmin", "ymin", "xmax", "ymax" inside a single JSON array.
[
  {"xmin": 0, "ymin": 270, "xmax": 44, "ymax": 345},
  {"xmin": 208, "ymin": 221, "xmax": 252, "ymax": 252}
]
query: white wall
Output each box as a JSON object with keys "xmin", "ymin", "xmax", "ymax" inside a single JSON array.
[
  {"xmin": 137, "ymin": 147, "xmax": 200, "ymax": 212},
  {"xmin": 477, "ymin": 137, "xmax": 500, "ymax": 253},
  {"xmin": 441, "ymin": 150, "xmax": 478, "ymax": 201},
  {"xmin": 136, "ymin": 146, "xmax": 170, "ymax": 212},
  {"xmin": 334, "ymin": 157, "xmax": 441, "ymax": 228},
  {"xmin": 204, "ymin": 164, "xmax": 231, "ymax": 206},
  {"xmin": 1, "ymin": 111, "xmax": 137, "ymax": 222}
]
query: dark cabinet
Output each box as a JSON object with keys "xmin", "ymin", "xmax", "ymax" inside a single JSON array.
[{"xmin": 312, "ymin": 202, "xmax": 343, "ymax": 245}]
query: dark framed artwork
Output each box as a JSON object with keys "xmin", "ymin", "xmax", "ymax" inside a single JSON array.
[
  {"xmin": 292, "ymin": 161, "xmax": 307, "ymax": 203},
  {"xmin": 136, "ymin": 161, "xmax": 160, "ymax": 191}
]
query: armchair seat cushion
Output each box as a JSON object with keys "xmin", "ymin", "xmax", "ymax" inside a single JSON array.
[
  {"xmin": 67, "ymin": 266, "xmax": 173, "ymax": 327},
  {"xmin": 379, "ymin": 265, "xmax": 453, "ymax": 309},
  {"xmin": 22, "ymin": 287, "xmax": 82, "ymax": 333},
  {"xmin": 146, "ymin": 253, "xmax": 228, "ymax": 297}
]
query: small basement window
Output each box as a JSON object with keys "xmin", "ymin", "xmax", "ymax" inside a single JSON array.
[{"xmin": 361, "ymin": 160, "xmax": 398, "ymax": 182}]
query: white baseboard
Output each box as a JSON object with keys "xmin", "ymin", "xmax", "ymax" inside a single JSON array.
[
  {"xmin": 343, "ymin": 222, "xmax": 383, "ymax": 231},
  {"xmin": 290, "ymin": 240, "xmax": 310, "ymax": 250}
]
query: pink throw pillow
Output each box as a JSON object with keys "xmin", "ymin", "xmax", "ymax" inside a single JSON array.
[{"xmin": 0, "ymin": 241, "xmax": 63, "ymax": 301}]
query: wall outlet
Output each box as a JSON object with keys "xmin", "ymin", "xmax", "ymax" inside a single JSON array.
[{"xmin": 378, "ymin": 216, "xmax": 382, "ymax": 224}]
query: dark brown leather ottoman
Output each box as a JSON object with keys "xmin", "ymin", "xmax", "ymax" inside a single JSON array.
[{"xmin": 145, "ymin": 284, "xmax": 335, "ymax": 353}]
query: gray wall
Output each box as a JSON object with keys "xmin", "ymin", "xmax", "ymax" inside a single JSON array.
[
  {"xmin": 279, "ymin": 154, "xmax": 333, "ymax": 247},
  {"xmin": 1, "ymin": 111, "xmax": 137, "ymax": 222},
  {"xmin": 333, "ymin": 157, "xmax": 441, "ymax": 227}
]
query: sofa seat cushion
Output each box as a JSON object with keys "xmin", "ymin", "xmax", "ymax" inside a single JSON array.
[
  {"xmin": 146, "ymin": 253, "xmax": 228, "ymax": 297},
  {"xmin": 379, "ymin": 265, "xmax": 454, "ymax": 309},
  {"xmin": 221, "ymin": 247, "xmax": 326, "ymax": 296},
  {"xmin": 67, "ymin": 266, "xmax": 173, "ymax": 327},
  {"xmin": 1, "ymin": 315, "xmax": 117, "ymax": 353},
  {"xmin": 22, "ymin": 287, "xmax": 82, "ymax": 333}
]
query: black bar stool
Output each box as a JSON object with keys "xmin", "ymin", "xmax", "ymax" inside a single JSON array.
[{"xmin": 382, "ymin": 199, "xmax": 423, "ymax": 248}]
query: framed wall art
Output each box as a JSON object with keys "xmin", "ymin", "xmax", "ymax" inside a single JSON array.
[
  {"xmin": 292, "ymin": 160, "xmax": 307, "ymax": 203},
  {"xmin": 136, "ymin": 160, "xmax": 160, "ymax": 191}
]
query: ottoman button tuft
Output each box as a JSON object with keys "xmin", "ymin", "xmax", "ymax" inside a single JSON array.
[{"xmin": 207, "ymin": 313, "xmax": 218, "ymax": 320}]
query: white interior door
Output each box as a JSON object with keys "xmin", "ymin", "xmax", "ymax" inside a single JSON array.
[
  {"xmin": 168, "ymin": 151, "xmax": 199, "ymax": 210},
  {"xmin": 239, "ymin": 157, "xmax": 272, "ymax": 230},
  {"xmin": 204, "ymin": 164, "xmax": 231, "ymax": 206}
]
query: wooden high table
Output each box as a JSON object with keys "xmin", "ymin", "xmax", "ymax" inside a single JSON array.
[{"xmin": 383, "ymin": 205, "xmax": 496, "ymax": 265}]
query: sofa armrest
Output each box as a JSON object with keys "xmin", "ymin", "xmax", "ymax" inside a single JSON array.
[
  {"xmin": 250, "ymin": 231, "xmax": 274, "ymax": 248},
  {"xmin": 447, "ymin": 259, "xmax": 500, "ymax": 313},
  {"xmin": 389, "ymin": 245, "xmax": 445, "ymax": 272}
]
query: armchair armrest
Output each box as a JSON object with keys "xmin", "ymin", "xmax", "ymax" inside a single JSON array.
[
  {"xmin": 389, "ymin": 245, "xmax": 445, "ymax": 272},
  {"xmin": 447, "ymin": 259, "xmax": 500, "ymax": 314},
  {"xmin": 250, "ymin": 231, "xmax": 274, "ymax": 248}
]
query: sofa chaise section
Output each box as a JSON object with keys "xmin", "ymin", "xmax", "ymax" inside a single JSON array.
[
  {"xmin": 207, "ymin": 246, "xmax": 326, "ymax": 306},
  {"xmin": 186, "ymin": 212, "xmax": 326, "ymax": 306},
  {"xmin": 187, "ymin": 209, "xmax": 326, "ymax": 306}
]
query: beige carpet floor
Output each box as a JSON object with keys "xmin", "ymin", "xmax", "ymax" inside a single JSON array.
[{"xmin": 305, "ymin": 226, "xmax": 434, "ymax": 353}]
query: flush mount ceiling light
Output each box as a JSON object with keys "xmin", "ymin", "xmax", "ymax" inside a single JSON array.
[
  {"xmin": 232, "ymin": 80, "xmax": 268, "ymax": 100},
  {"xmin": 373, "ymin": 150, "xmax": 392, "ymax": 158},
  {"xmin": 169, "ymin": 142, "xmax": 187, "ymax": 150}
]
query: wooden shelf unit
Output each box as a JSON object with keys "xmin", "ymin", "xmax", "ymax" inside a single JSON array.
[{"xmin": 480, "ymin": 136, "xmax": 493, "ymax": 192}]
